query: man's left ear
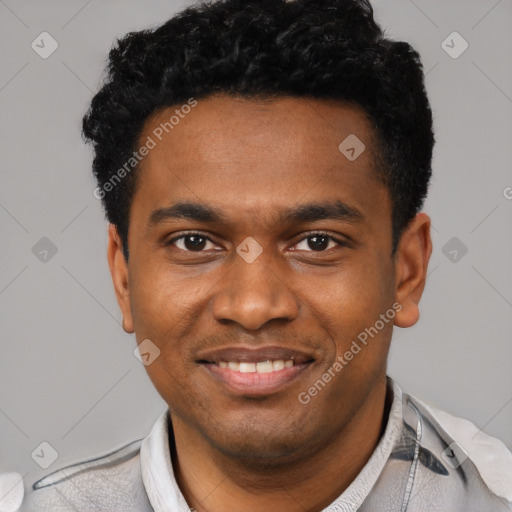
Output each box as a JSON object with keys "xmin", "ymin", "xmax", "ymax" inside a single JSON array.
[{"xmin": 393, "ymin": 212, "xmax": 432, "ymax": 328}]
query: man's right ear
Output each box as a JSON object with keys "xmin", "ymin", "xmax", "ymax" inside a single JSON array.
[{"xmin": 107, "ymin": 224, "xmax": 134, "ymax": 333}]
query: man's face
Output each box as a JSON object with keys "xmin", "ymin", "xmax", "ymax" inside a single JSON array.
[{"xmin": 115, "ymin": 95, "xmax": 401, "ymax": 461}]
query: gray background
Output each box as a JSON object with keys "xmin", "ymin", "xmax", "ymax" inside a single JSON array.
[{"xmin": 1, "ymin": 0, "xmax": 511, "ymax": 491}]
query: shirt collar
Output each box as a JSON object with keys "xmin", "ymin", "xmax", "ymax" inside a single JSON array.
[
  {"xmin": 140, "ymin": 409, "xmax": 191, "ymax": 512},
  {"xmin": 324, "ymin": 377, "xmax": 403, "ymax": 511},
  {"xmin": 140, "ymin": 377, "xmax": 403, "ymax": 512}
]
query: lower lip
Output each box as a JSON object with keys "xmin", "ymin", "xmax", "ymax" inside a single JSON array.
[{"xmin": 201, "ymin": 363, "xmax": 313, "ymax": 396}]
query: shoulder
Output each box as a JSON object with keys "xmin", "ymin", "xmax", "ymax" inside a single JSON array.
[
  {"xmin": 408, "ymin": 392, "xmax": 512, "ymax": 504},
  {"xmin": 20, "ymin": 439, "xmax": 153, "ymax": 512}
]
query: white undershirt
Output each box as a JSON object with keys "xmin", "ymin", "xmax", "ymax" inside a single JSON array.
[{"xmin": 140, "ymin": 379, "xmax": 404, "ymax": 512}]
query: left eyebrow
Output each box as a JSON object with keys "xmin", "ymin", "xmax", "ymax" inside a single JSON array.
[{"xmin": 279, "ymin": 200, "xmax": 364, "ymax": 225}]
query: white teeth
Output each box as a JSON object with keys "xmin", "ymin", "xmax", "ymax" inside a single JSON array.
[
  {"xmin": 218, "ymin": 359, "xmax": 294, "ymax": 373},
  {"xmin": 256, "ymin": 361, "xmax": 274, "ymax": 373},
  {"xmin": 239, "ymin": 362, "xmax": 256, "ymax": 373},
  {"xmin": 272, "ymin": 360, "xmax": 285, "ymax": 371}
]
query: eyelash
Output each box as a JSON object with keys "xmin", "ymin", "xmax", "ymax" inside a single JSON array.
[{"xmin": 166, "ymin": 232, "xmax": 348, "ymax": 253}]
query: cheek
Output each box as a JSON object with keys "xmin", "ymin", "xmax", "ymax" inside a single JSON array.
[
  {"xmin": 129, "ymin": 261, "xmax": 199, "ymax": 334},
  {"xmin": 128, "ymin": 265, "xmax": 216, "ymax": 373},
  {"xmin": 132, "ymin": 283, "xmax": 199, "ymax": 401},
  {"xmin": 304, "ymin": 255, "xmax": 394, "ymax": 356}
]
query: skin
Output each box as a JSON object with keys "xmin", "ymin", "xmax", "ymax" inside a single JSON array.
[{"xmin": 108, "ymin": 94, "xmax": 432, "ymax": 512}]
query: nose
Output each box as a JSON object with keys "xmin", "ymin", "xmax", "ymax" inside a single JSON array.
[{"xmin": 210, "ymin": 251, "xmax": 299, "ymax": 331}]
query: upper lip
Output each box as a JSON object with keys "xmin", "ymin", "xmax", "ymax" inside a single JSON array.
[{"xmin": 196, "ymin": 346, "xmax": 315, "ymax": 365}]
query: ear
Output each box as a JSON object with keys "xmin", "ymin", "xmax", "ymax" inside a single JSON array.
[
  {"xmin": 107, "ymin": 224, "xmax": 134, "ymax": 333},
  {"xmin": 393, "ymin": 212, "xmax": 432, "ymax": 328}
]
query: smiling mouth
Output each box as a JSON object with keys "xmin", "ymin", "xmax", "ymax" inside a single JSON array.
[
  {"xmin": 213, "ymin": 359, "xmax": 296, "ymax": 373},
  {"xmin": 197, "ymin": 347, "xmax": 315, "ymax": 395}
]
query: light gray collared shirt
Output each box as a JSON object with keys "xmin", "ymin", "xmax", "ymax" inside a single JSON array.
[{"xmin": 18, "ymin": 377, "xmax": 512, "ymax": 511}]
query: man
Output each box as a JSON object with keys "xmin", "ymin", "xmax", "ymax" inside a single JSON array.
[{"xmin": 18, "ymin": 0, "xmax": 512, "ymax": 510}]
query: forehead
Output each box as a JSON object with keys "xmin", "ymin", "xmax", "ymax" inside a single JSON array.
[
  {"xmin": 131, "ymin": 94, "xmax": 389, "ymax": 231},
  {"xmin": 142, "ymin": 94, "xmax": 377, "ymax": 167}
]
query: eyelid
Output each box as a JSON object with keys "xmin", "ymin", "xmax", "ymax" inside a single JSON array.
[
  {"xmin": 167, "ymin": 231, "xmax": 220, "ymax": 250},
  {"xmin": 289, "ymin": 231, "xmax": 349, "ymax": 251}
]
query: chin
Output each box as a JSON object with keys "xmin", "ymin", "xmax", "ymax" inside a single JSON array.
[{"xmin": 203, "ymin": 415, "xmax": 319, "ymax": 464}]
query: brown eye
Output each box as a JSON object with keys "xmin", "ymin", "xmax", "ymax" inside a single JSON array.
[
  {"xmin": 306, "ymin": 235, "xmax": 330, "ymax": 251},
  {"xmin": 183, "ymin": 235, "xmax": 207, "ymax": 251},
  {"xmin": 169, "ymin": 234, "xmax": 214, "ymax": 252},
  {"xmin": 294, "ymin": 233, "xmax": 343, "ymax": 252}
]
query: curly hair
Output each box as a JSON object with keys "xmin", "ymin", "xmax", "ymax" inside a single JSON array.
[{"xmin": 82, "ymin": 0, "xmax": 434, "ymax": 259}]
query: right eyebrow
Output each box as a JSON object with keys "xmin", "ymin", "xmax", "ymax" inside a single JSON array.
[{"xmin": 148, "ymin": 202, "xmax": 228, "ymax": 227}]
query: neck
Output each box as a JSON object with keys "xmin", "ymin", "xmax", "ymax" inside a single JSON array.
[{"xmin": 170, "ymin": 380, "xmax": 391, "ymax": 512}]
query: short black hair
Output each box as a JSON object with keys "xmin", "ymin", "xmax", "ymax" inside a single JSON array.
[{"xmin": 82, "ymin": 0, "xmax": 434, "ymax": 259}]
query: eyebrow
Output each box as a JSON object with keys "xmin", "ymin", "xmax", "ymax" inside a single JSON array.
[
  {"xmin": 149, "ymin": 202, "xmax": 227, "ymax": 225},
  {"xmin": 148, "ymin": 200, "xmax": 364, "ymax": 227},
  {"xmin": 280, "ymin": 201, "xmax": 363, "ymax": 224}
]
